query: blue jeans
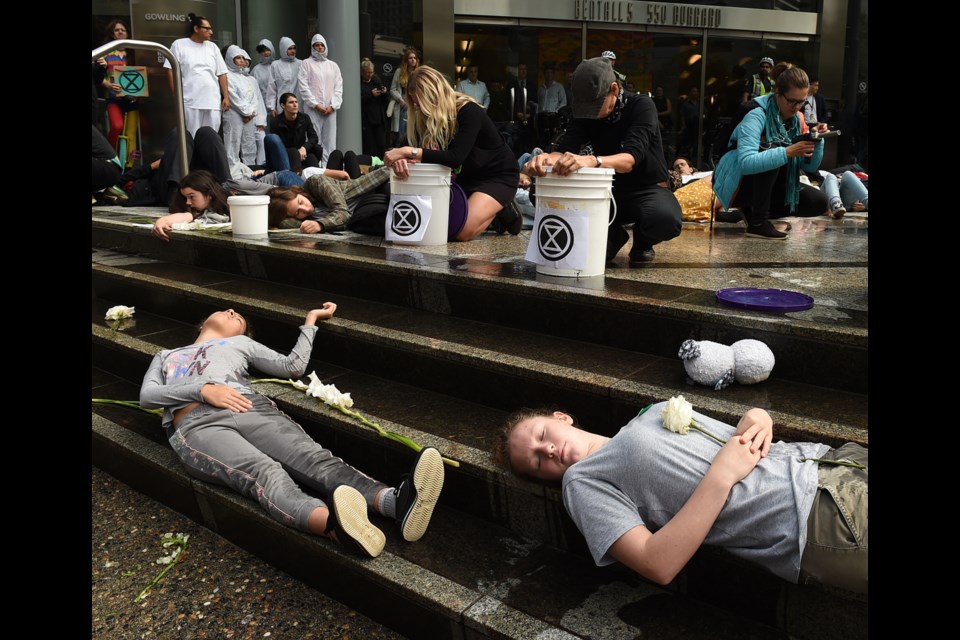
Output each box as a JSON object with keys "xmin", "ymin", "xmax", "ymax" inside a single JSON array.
[
  {"xmin": 821, "ymin": 171, "xmax": 868, "ymax": 210},
  {"xmin": 263, "ymin": 133, "xmax": 292, "ymax": 173},
  {"xmin": 269, "ymin": 170, "xmax": 305, "ymax": 187}
]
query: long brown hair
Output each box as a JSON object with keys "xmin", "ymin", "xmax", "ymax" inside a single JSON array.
[
  {"xmin": 170, "ymin": 170, "xmax": 230, "ymax": 215},
  {"xmin": 267, "ymin": 186, "xmax": 315, "ymax": 227},
  {"xmin": 397, "ymin": 46, "xmax": 420, "ymax": 90},
  {"xmin": 101, "ymin": 19, "xmax": 134, "ymax": 63}
]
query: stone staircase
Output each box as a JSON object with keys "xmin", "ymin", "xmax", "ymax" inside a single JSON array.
[{"xmin": 92, "ymin": 206, "xmax": 868, "ymax": 639}]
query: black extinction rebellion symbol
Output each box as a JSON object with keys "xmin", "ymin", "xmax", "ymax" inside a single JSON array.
[
  {"xmin": 119, "ymin": 70, "xmax": 145, "ymax": 93},
  {"xmin": 391, "ymin": 200, "xmax": 421, "ymax": 236},
  {"xmin": 537, "ymin": 214, "xmax": 574, "ymax": 261}
]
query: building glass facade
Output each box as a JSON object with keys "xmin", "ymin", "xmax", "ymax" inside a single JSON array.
[{"xmin": 92, "ymin": 0, "xmax": 865, "ymax": 169}]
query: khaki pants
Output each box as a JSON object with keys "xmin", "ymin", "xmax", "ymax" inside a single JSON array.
[{"xmin": 798, "ymin": 443, "xmax": 868, "ymax": 595}]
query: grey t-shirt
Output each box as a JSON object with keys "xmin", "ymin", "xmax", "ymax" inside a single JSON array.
[
  {"xmin": 139, "ymin": 326, "xmax": 317, "ymax": 430},
  {"xmin": 562, "ymin": 402, "xmax": 830, "ymax": 582}
]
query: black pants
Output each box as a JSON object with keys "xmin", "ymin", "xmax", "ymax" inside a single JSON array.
[
  {"xmin": 361, "ymin": 123, "xmax": 387, "ymax": 160},
  {"xmin": 326, "ymin": 149, "xmax": 361, "ymax": 178},
  {"xmin": 612, "ymin": 184, "xmax": 683, "ymax": 248},
  {"xmin": 285, "ymin": 148, "xmax": 321, "ymax": 172},
  {"xmin": 153, "ymin": 127, "xmax": 232, "ymax": 207},
  {"xmin": 733, "ymin": 164, "xmax": 829, "ymax": 223}
]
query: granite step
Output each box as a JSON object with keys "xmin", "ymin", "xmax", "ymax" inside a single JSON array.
[
  {"xmin": 92, "ymin": 258, "xmax": 868, "ymax": 449},
  {"xmin": 91, "ymin": 212, "xmax": 867, "ymax": 395},
  {"xmin": 92, "ymin": 311, "xmax": 864, "ymax": 602},
  {"xmin": 92, "ymin": 407, "xmax": 867, "ymax": 640}
]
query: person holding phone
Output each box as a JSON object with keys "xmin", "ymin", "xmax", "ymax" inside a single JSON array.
[
  {"xmin": 713, "ymin": 66, "xmax": 830, "ymax": 239},
  {"xmin": 360, "ymin": 58, "xmax": 388, "ymax": 159}
]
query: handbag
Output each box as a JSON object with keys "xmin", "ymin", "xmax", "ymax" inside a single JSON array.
[{"xmin": 386, "ymin": 99, "xmax": 395, "ymax": 119}]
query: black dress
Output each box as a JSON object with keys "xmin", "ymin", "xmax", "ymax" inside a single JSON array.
[{"xmin": 419, "ymin": 101, "xmax": 519, "ymax": 206}]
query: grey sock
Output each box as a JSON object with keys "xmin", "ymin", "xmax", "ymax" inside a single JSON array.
[{"xmin": 378, "ymin": 488, "xmax": 397, "ymax": 519}]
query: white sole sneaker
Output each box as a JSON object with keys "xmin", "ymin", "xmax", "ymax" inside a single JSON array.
[
  {"xmin": 330, "ymin": 485, "xmax": 385, "ymax": 558},
  {"xmin": 399, "ymin": 447, "xmax": 445, "ymax": 542}
]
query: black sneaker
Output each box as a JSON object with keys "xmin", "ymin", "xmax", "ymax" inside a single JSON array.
[
  {"xmin": 395, "ymin": 447, "xmax": 444, "ymax": 542},
  {"xmin": 606, "ymin": 225, "xmax": 629, "ymax": 262},
  {"xmin": 505, "ymin": 200, "xmax": 524, "ymax": 235},
  {"xmin": 629, "ymin": 245, "xmax": 656, "ymax": 264},
  {"xmin": 324, "ymin": 485, "xmax": 385, "ymax": 558},
  {"xmin": 491, "ymin": 202, "xmax": 523, "ymax": 236},
  {"xmin": 715, "ymin": 209, "xmax": 743, "ymax": 223},
  {"xmin": 745, "ymin": 220, "xmax": 788, "ymax": 239}
]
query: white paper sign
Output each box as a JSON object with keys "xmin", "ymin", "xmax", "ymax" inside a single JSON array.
[
  {"xmin": 385, "ymin": 194, "xmax": 433, "ymax": 242},
  {"xmin": 524, "ymin": 203, "xmax": 591, "ymax": 271}
]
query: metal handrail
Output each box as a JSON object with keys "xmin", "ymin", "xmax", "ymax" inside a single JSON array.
[{"xmin": 93, "ymin": 39, "xmax": 189, "ymax": 177}]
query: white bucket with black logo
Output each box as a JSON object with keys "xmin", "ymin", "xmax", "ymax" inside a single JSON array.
[
  {"xmin": 386, "ymin": 163, "xmax": 451, "ymax": 245},
  {"xmin": 525, "ymin": 167, "xmax": 615, "ymax": 277}
]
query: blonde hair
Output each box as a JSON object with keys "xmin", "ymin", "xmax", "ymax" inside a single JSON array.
[
  {"xmin": 405, "ymin": 65, "xmax": 479, "ymax": 151},
  {"xmin": 360, "ymin": 57, "xmax": 374, "ymax": 72},
  {"xmin": 397, "ymin": 46, "xmax": 420, "ymax": 89}
]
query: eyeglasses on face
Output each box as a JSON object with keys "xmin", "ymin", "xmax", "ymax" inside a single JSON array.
[
  {"xmin": 779, "ymin": 94, "xmax": 806, "ymax": 107},
  {"xmin": 198, "ymin": 25, "xmax": 213, "ymax": 31}
]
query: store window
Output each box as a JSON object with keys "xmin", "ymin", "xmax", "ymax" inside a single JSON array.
[{"xmin": 452, "ymin": 24, "xmax": 583, "ymax": 125}]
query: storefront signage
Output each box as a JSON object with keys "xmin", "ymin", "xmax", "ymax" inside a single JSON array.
[
  {"xmin": 456, "ymin": 0, "xmax": 817, "ymax": 35},
  {"xmin": 573, "ymin": 1, "xmax": 720, "ymax": 28}
]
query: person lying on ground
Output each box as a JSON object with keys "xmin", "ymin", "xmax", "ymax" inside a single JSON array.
[
  {"xmin": 139, "ymin": 303, "xmax": 445, "ymax": 557},
  {"xmin": 491, "ymin": 401, "xmax": 867, "ymax": 595},
  {"xmin": 268, "ymin": 150, "xmax": 390, "ymax": 234}
]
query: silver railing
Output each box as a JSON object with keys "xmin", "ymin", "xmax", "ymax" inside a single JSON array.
[{"xmin": 92, "ymin": 40, "xmax": 189, "ymax": 177}]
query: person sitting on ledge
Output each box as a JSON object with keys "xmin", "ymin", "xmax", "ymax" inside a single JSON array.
[
  {"xmin": 139, "ymin": 303, "xmax": 445, "ymax": 557},
  {"xmin": 491, "ymin": 401, "xmax": 867, "ymax": 596}
]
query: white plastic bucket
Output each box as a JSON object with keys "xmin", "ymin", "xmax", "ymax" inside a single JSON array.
[
  {"xmin": 527, "ymin": 167, "xmax": 615, "ymax": 277},
  {"xmin": 228, "ymin": 195, "xmax": 270, "ymax": 238},
  {"xmin": 387, "ymin": 163, "xmax": 451, "ymax": 245}
]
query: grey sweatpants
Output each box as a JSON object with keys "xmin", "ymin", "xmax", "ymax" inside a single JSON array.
[{"xmin": 169, "ymin": 394, "xmax": 387, "ymax": 532}]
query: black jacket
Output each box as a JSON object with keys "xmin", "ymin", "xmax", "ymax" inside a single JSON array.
[
  {"xmin": 268, "ymin": 112, "xmax": 320, "ymax": 155},
  {"xmin": 360, "ymin": 76, "xmax": 388, "ymax": 126},
  {"xmin": 557, "ymin": 93, "xmax": 668, "ymax": 190}
]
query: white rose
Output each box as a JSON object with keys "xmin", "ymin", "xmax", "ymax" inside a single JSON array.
[
  {"xmin": 105, "ymin": 305, "xmax": 135, "ymax": 322},
  {"xmin": 662, "ymin": 395, "xmax": 693, "ymax": 434}
]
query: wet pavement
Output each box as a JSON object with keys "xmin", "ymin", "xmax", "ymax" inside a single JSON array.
[{"xmin": 92, "ymin": 466, "xmax": 405, "ymax": 640}]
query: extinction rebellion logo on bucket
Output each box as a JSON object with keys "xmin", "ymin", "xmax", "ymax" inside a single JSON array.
[
  {"xmin": 538, "ymin": 215, "xmax": 575, "ymax": 261},
  {"xmin": 391, "ymin": 200, "xmax": 421, "ymax": 236}
]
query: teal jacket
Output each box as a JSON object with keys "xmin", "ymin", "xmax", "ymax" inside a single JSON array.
[{"xmin": 713, "ymin": 94, "xmax": 823, "ymax": 209}]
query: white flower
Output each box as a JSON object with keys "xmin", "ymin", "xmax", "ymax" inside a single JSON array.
[
  {"xmin": 304, "ymin": 371, "xmax": 354, "ymax": 408},
  {"xmin": 662, "ymin": 395, "xmax": 694, "ymax": 434},
  {"xmin": 156, "ymin": 556, "xmax": 173, "ymax": 565},
  {"xmin": 105, "ymin": 305, "xmax": 135, "ymax": 322}
]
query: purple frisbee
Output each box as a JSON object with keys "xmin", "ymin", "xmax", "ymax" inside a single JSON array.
[
  {"xmin": 715, "ymin": 287, "xmax": 814, "ymax": 313},
  {"xmin": 448, "ymin": 182, "xmax": 468, "ymax": 240}
]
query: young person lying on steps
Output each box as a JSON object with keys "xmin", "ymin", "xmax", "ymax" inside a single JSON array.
[
  {"xmin": 140, "ymin": 302, "xmax": 445, "ymax": 557},
  {"xmin": 492, "ymin": 401, "xmax": 867, "ymax": 595}
]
